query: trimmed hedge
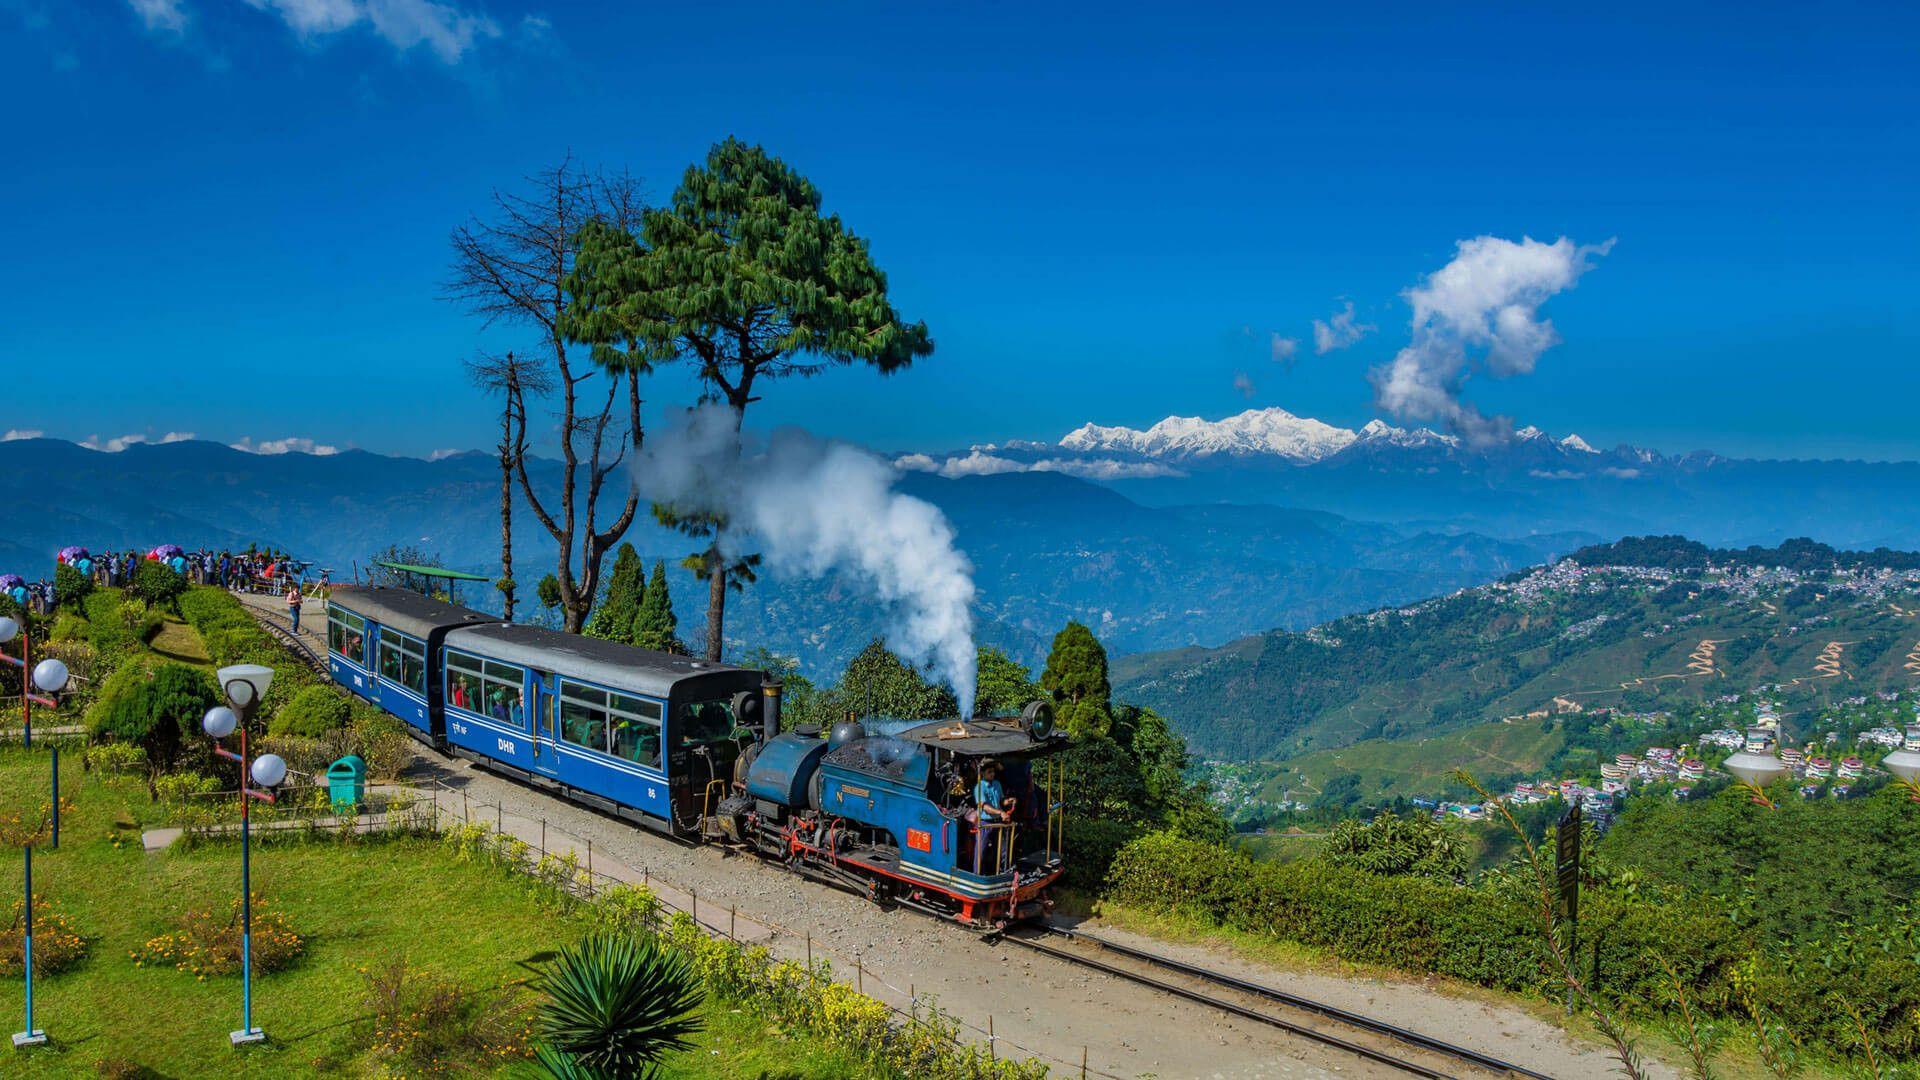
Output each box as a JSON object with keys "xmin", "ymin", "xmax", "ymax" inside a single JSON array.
[
  {"xmin": 1101, "ymin": 831, "xmax": 1919, "ymax": 1058},
  {"xmin": 1103, "ymin": 832, "xmax": 1738, "ymax": 1009},
  {"xmin": 272, "ymin": 685, "xmax": 352, "ymax": 737}
]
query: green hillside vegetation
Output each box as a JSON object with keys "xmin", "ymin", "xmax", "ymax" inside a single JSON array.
[{"xmin": 1117, "ymin": 538, "xmax": 1920, "ymax": 765}]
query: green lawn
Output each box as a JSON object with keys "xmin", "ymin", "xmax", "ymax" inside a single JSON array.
[
  {"xmin": 0, "ymin": 747, "xmax": 869, "ymax": 1077},
  {"xmin": 147, "ymin": 614, "xmax": 211, "ymax": 668}
]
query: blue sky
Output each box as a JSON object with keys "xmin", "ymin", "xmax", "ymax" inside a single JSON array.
[{"xmin": 3, "ymin": 1, "xmax": 1916, "ymax": 461}]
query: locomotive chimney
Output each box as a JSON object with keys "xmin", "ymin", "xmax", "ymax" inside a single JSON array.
[{"xmin": 761, "ymin": 675, "xmax": 783, "ymax": 742}]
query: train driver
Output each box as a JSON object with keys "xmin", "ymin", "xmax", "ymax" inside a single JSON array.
[{"xmin": 973, "ymin": 760, "xmax": 1016, "ymax": 873}]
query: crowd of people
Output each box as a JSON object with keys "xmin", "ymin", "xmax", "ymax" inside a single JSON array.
[{"xmin": 0, "ymin": 545, "xmax": 326, "ymax": 619}]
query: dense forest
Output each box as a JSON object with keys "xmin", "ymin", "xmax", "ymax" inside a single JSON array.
[{"xmin": 1568, "ymin": 534, "xmax": 1920, "ymax": 572}]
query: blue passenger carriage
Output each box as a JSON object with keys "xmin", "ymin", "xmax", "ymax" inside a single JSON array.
[
  {"xmin": 437, "ymin": 623, "xmax": 767, "ymax": 836},
  {"xmin": 324, "ymin": 585, "xmax": 492, "ymax": 741}
]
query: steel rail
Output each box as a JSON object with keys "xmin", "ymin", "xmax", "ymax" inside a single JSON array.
[{"xmin": 999, "ymin": 924, "xmax": 1553, "ymax": 1080}]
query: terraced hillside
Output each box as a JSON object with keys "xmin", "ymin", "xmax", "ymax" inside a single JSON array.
[{"xmin": 1115, "ymin": 537, "xmax": 1920, "ymax": 764}]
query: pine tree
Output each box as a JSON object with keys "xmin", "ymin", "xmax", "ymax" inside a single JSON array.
[
  {"xmin": 633, "ymin": 560, "xmax": 682, "ymax": 653},
  {"xmin": 1040, "ymin": 621, "xmax": 1113, "ymax": 738},
  {"xmin": 585, "ymin": 544, "xmax": 644, "ymax": 641},
  {"xmin": 570, "ymin": 137, "xmax": 933, "ymax": 659}
]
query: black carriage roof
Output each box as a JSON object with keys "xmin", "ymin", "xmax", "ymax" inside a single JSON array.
[
  {"xmin": 328, "ymin": 585, "xmax": 492, "ymax": 639},
  {"xmin": 442, "ymin": 621, "xmax": 761, "ymax": 699},
  {"xmin": 891, "ymin": 719, "xmax": 1066, "ymax": 758}
]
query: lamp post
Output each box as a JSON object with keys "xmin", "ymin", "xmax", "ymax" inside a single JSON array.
[
  {"xmin": 7, "ymin": 619, "xmax": 67, "ymax": 1051},
  {"xmin": 1723, "ymin": 748, "xmax": 1790, "ymax": 809},
  {"xmin": 203, "ymin": 663, "xmax": 284, "ymax": 1047},
  {"xmin": 1884, "ymin": 726, "xmax": 1920, "ymax": 803},
  {"xmin": 0, "ymin": 617, "xmax": 67, "ymax": 845}
]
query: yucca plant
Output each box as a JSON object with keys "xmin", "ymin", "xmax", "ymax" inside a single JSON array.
[{"xmin": 525, "ymin": 933, "xmax": 704, "ymax": 1079}]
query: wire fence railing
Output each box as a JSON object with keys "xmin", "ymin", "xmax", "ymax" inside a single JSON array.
[{"xmin": 157, "ymin": 774, "xmax": 1120, "ymax": 1079}]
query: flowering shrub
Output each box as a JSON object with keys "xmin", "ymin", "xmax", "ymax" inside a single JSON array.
[
  {"xmin": 84, "ymin": 741, "xmax": 147, "ymax": 773},
  {"xmin": 585, "ymin": 884, "xmax": 663, "ymax": 938},
  {"xmin": 131, "ymin": 893, "xmax": 305, "ymax": 976},
  {"xmin": 361, "ymin": 956, "xmax": 535, "ymax": 1075},
  {"xmin": 153, "ymin": 770, "xmax": 219, "ymax": 805},
  {"xmin": 1, "ymin": 896, "xmax": 89, "ymax": 975},
  {"xmin": 658, "ymin": 912, "xmax": 1048, "ymax": 1079}
]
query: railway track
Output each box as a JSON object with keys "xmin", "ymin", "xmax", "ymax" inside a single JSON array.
[{"xmin": 995, "ymin": 923, "xmax": 1553, "ymax": 1079}]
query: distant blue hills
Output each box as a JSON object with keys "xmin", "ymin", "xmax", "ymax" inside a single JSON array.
[
  {"xmin": 9, "ymin": 414, "xmax": 1919, "ymax": 678},
  {"xmin": 0, "ymin": 435, "xmax": 1590, "ymax": 675}
]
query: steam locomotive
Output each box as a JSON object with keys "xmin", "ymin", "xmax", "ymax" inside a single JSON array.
[{"xmin": 324, "ymin": 585, "xmax": 1068, "ymax": 927}]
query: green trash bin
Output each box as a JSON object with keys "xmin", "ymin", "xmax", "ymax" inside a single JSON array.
[{"xmin": 327, "ymin": 755, "xmax": 366, "ymax": 813}]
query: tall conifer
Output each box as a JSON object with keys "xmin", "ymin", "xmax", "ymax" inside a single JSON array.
[
  {"xmin": 633, "ymin": 560, "xmax": 682, "ymax": 653},
  {"xmin": 586, "ymin": 543, "xmax": 645, "ymax": 641}
]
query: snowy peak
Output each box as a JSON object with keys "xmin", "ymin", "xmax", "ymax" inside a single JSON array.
[
  {"xmin": 1060, "ymin": 407, "xmax": 1359, "ymax": 462},
  {"xmin": 1356, "ymin": 419, "xmax": 1458, "ymax": 449},
  {"xmin": 1559, "ymin": 434, "xmax": 1598, "ymax": 454}
]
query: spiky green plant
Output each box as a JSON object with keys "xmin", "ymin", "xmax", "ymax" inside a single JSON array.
[{"xmin": 527, "ymin": 933, "xmax": 704, "ymax": 1079}]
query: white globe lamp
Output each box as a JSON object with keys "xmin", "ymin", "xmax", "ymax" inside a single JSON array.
[
  {"xmin": 31, "ymin": 658, "xmax": 68, "ymax": 694},
  {"xmin": 250, "ymin": 754, "xmax": 287, "ymax": 790},
  {"xmin": 202, "ymin": 706, "xmax": 238, "ymax": 740}
]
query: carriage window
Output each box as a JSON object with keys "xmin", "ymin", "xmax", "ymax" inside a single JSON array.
[
  {"xmin": 447, "ymin": 650, "xmax": 526, "ymax": 728},
  {"xmin": 559, "ymin": 680, "xmax": 610, "ymax": 753},
  {"xmin": 609, "ymin": 692, "xmax": 663, "ymax": 769},
  {"xmin": 377, "ymin": 631, "xmax": 426, "ymax": 694},
  {"xmin": 327, "ymin": 607, "xmax": 366, "ymax": 663},
  {"xmin": 676, "ymin": 698, "xmax": 738, "ymax": 747}
]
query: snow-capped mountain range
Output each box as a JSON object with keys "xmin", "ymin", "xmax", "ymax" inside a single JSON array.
[
  {"xmin": 896, "ymin": 404, "xmax": 1920, "ymax": 549},
  {"xmin": 1054, "ymin": 407, "xmax": 1621, "ymax": 463},
  {"xmin": 910, "ymin": 406, "xmax": 1616, "ymax": 475}
]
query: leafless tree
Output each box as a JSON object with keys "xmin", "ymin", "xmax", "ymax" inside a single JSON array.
[
  {"xmin": 464, "ymin": 349, "xmax": 554, "ymax": 621},
  {"xmin": 445, "ymin": 160, "xmax": 648, "ymax": 633}
]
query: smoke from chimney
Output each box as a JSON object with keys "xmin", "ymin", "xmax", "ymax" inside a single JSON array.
[{"xmin": 634, "ymin": 404, "xmax": 979, "ymax": 717}]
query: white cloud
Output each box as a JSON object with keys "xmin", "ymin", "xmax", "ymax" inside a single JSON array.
[
  {"xmin": 2, "ymin": 429, "xmax": 45, "ymax": 442},
  {"xmin": 1232, "ymin": 371, "xmax": 1256, "ymax": 399},
  {"xmin": 1312, "ymin": 300, "xmax": 1373, "ymax": 355},
  {"xmin": 1270, "ymin": 334, "xmax": 1298, "ymax": 363},
  {"xmin": 1373, "ymin": 235, "xmax": 1612, "ymax": 444},
  {"xmin": 241, "ymin": 0, "xmax": 502, "ymax": 63},
  {"xmin": 896, "ymin": 451, "xmax": 1183, "ymax": 481},
  {"xmin": 157, "ymin": 431, "xmax": 195, "ymax": 443},
  {"xmin": 1601, "ymin": 467, "xmax": 1641, "ymax": 479},
  {"xmin": 231, "ymin": 435, "xmax": 341, "ymax": 455},
  {"xmin": 81, "ymin": 433, "xmax": 148, "ymax": 453},
  {"xmin": 427, "ymin": 447, "xmax": 463, "ymax": 461},
  {"xmin": 127, "ymin": 0, "xmax": 189, "ymax": 33}
]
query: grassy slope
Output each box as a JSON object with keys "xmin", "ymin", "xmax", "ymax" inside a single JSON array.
[
  {"xmin": 1, "ymin": 749, "xmax": 868, "ymax": 1078},
  {"xmin": 3, "ymin": 597, "xmax": 871, "ymax": 1078},
  {"xmin": 1261, "ymin": 720, "xmax": 1566, "ymax": 802}
]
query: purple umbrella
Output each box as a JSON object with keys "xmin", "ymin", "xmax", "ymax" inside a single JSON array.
[
  {"xmin": 58, "ymin": 546, "xmax": 89, "ymax": 565},
  {"xmin": 150, "ymin": 544, "xmax": 183, "ymax": 560},
  {"xmin": 0, "ymin": 574, "xmax": 23, "ymax": 592}
]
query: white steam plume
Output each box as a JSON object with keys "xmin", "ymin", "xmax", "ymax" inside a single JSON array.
[
  {"xmin": 1372, "ymin": 235, "xmax": 1612, "ymax": 444},
  {"xmin": 636, "ymin": 404, "xmax": 979, "ymax": 717}
]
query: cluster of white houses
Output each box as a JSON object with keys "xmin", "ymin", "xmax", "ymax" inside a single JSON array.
[{"xmin": 1502, "ymin": 715, "xmax": 1920, "ymax": 814}]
